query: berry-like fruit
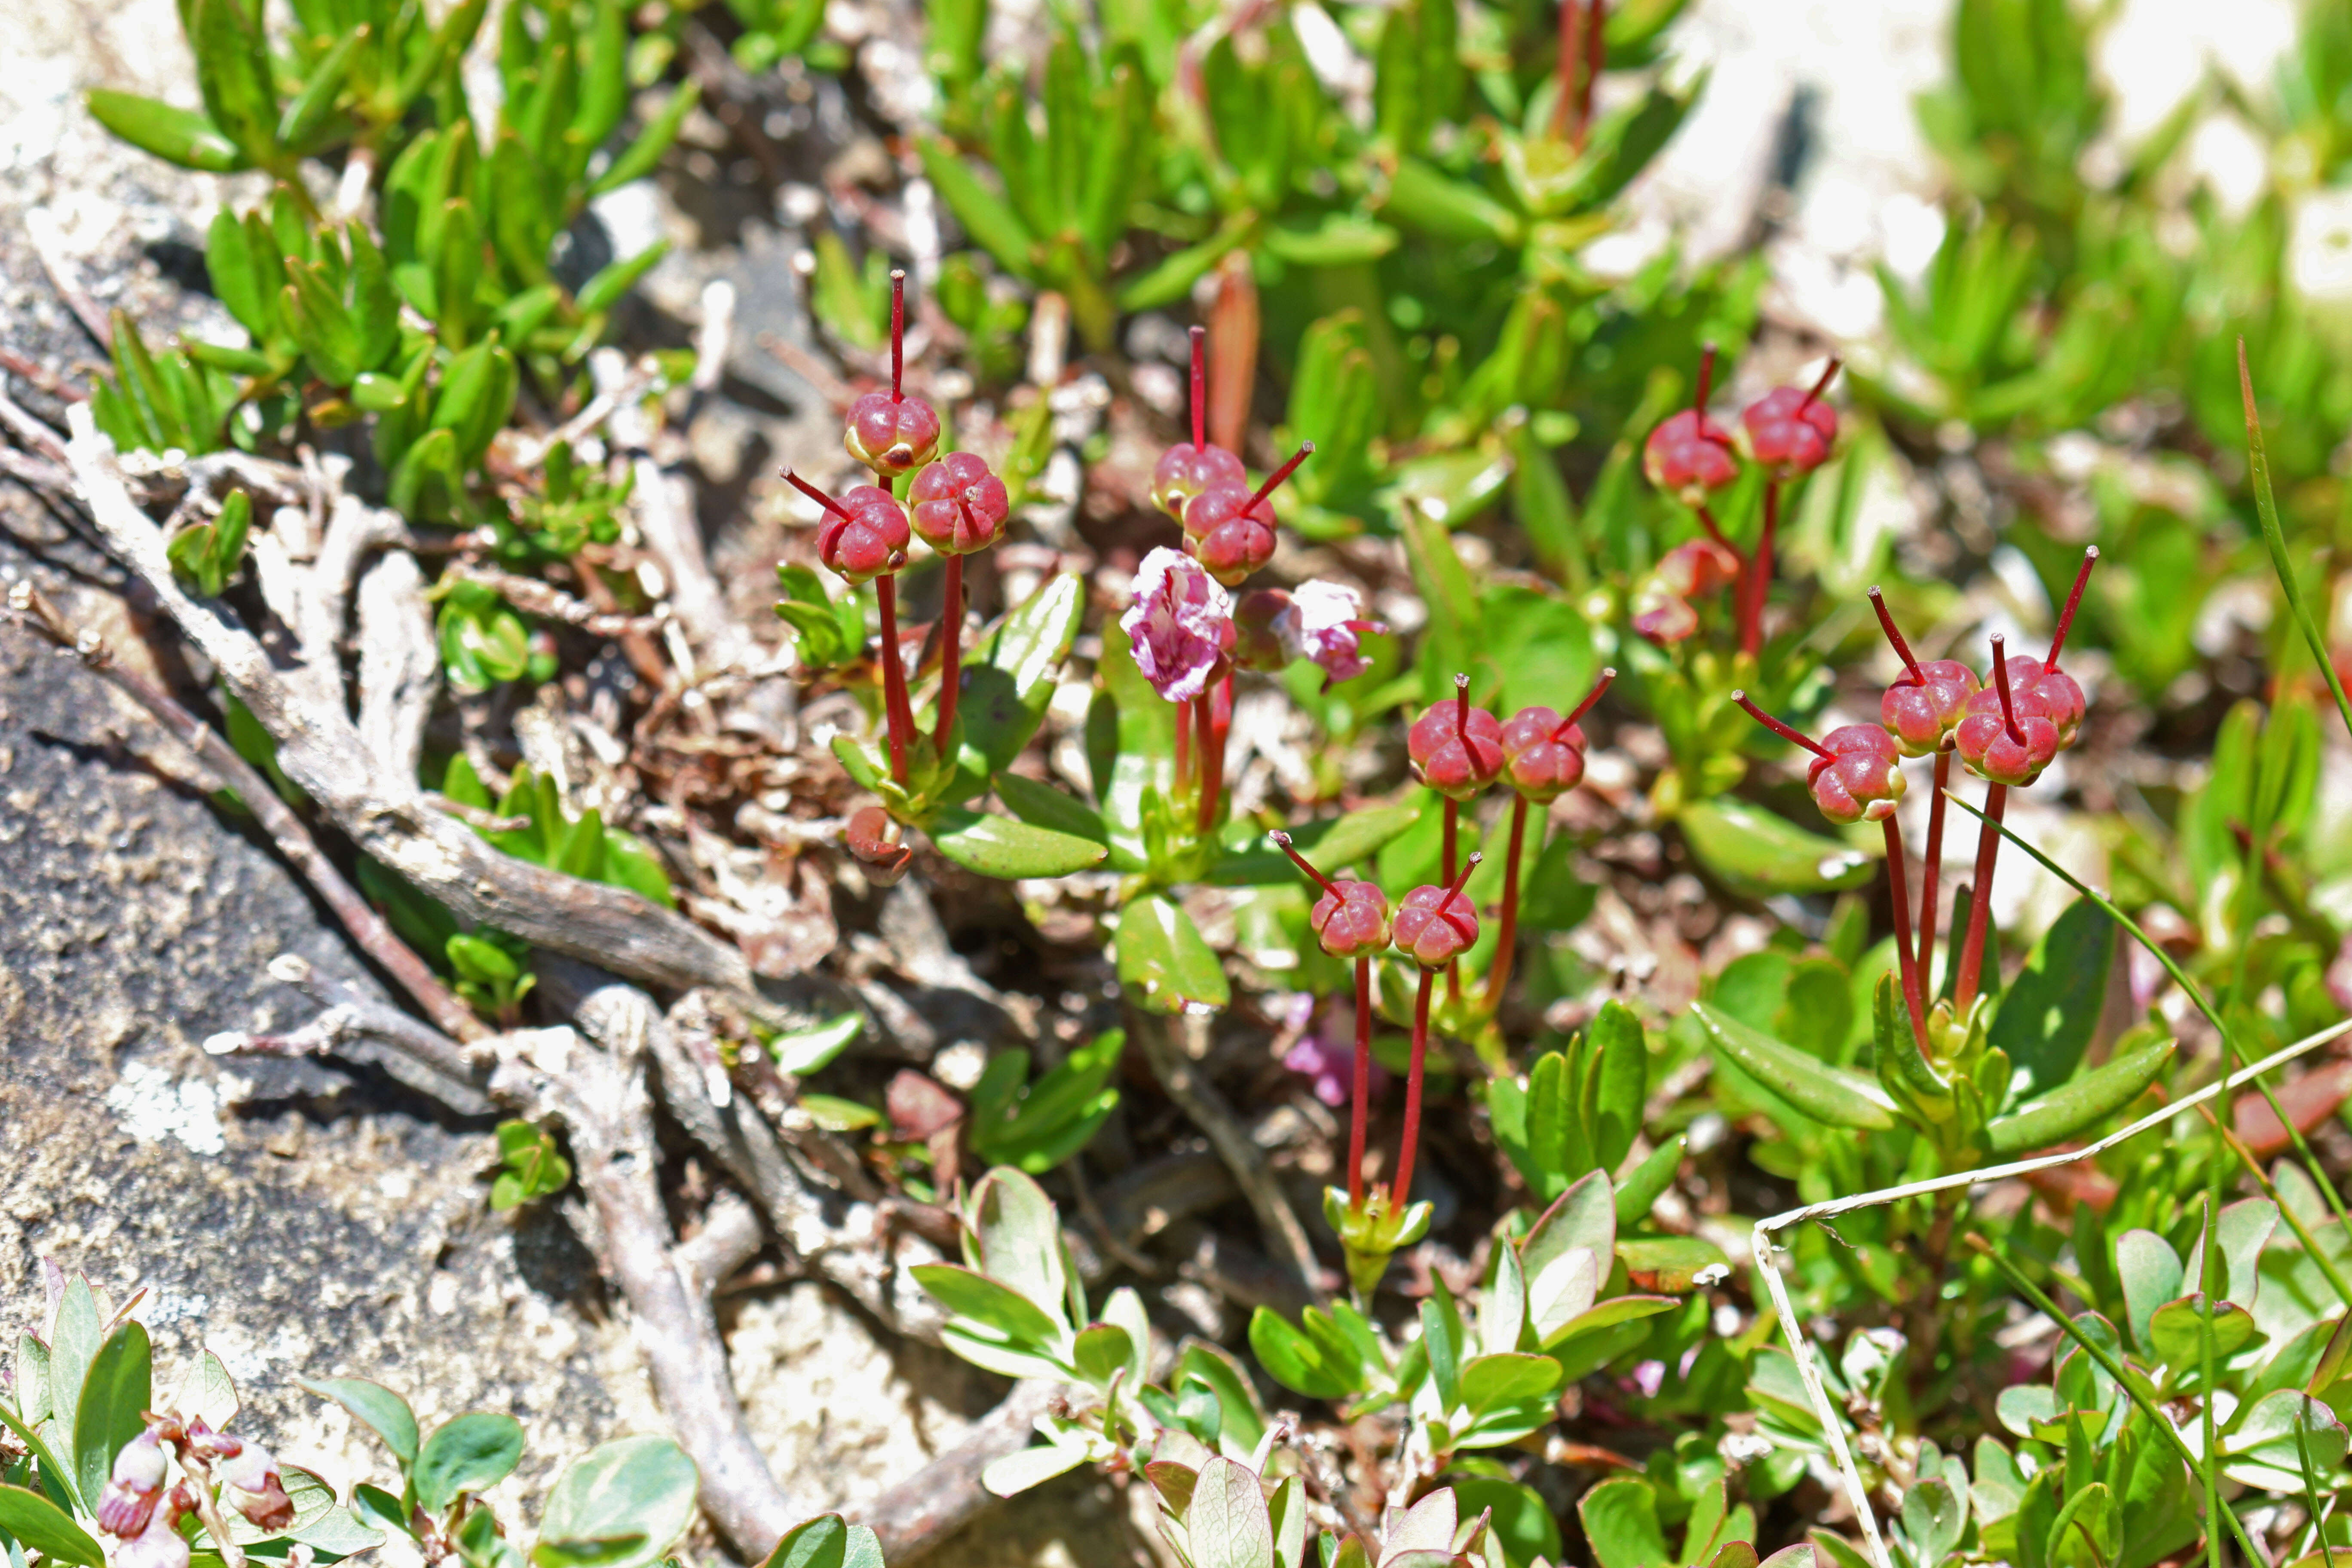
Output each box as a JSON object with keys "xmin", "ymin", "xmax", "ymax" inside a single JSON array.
[
  {"xmin": 817, "ymin": 485, "xmax": 911, "ymax": 584},
  {"xmin": 1737, "ymin": 383, "xmax": 1838, "ymax": 478},
  {"xmin": 1393, "ymin": 877, "xmax": 1480, "ymax": 969},
  {"xmin": 1880, "ymin": 658, "xmax": 1979, "ymax": 756},
  {"xmin": 1807, "ymin": 723, "xmax": 1905, "ymax": 824},
  {"xmin": 1151, "ymin": 442, "xmax": 1246, "ymax": 521},
  {"xmin": 1407, "ymin": 683, "xmax": 1505, "ymax": 801},
  {"xmin": 844, "ymin": 391, "xmax": 942, "ymax": 477},
  {"xmin": 910, "ymin": 452, "xmax": 1010, "ymax": 555},
  {"xmin": 1642, "ymin": 409, "xmax": 1739, "ymax": 505}
]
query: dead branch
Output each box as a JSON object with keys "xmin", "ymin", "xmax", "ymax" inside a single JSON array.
[
  {"xmin": 205, "ymin": 955, "xmax": 494, "ymax": 1115},
  {"xmin": 6, "ymin": 580, "xmax": 485, "ymax": 1043},
  {"xmin": 1129, "ymin": 1008, "xmax": 1326, "ymax": 1305},
  {"xmin": 62, "ymin": 407, "xmax": 764, "ymax": 1000},
  {"xmin": 508, "ymin": 964, "xmax": 807, "ymax": 1557},
  {"xmin": 355, "ymin": 551, "xmax": 438, "ymax": 781},
  {"xmin": 867, "ymin": 1381, "xmax": 1057, "ymax": 1565}
]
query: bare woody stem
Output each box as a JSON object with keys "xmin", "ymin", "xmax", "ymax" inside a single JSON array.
[
  {"xmin": 1952, "ymin": 782, "xmax": 2009, "ymax": 1013},
  {"xmin": 889, "ymin": 269, "xmax": 906, "ymax": 402},
  {"xmin": 1483, "ymin": 794, "xmax": 1531, "ymax": 1013},
  {"xmin": 1188, "ymin": 324, "xmax": 1207, "ymax": 451},
  {"xmin": 1882, "ymin": 815, "xmax": 1930, "ymax": 1056},
  {"xmin": 1351, "ymin": 955, "xmax": 1373, "ymax": 1209},
  {"xmin": 2047, "ymin": 545, "xmax": 2099, "ymax": 668}
]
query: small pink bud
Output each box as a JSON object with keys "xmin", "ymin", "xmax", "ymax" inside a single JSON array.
[
  {"xmin": 1497, "ymin": 669, "xmax": 1614, "ymax": 803},
  {"xmin": 910, "ymin": 452, "xmax": 1010, "ymax": 555},
  {"xmin": 1151, "ymin": 442, "xmax": 1246, "ymax": 521},
  {"xmin": 1274, "ymin": 580, "xmax": 1384, "ymax": 687},
  {"xmin": 98, "ymin": 1429, "xmax": 168, "ymax": 1537},
  {"xmin": 1271, "ymin": 831, "xmax": 1392, "ymax": 958},
  {"xmin": 785, "ymin": 471, "xmax": 910, "ymax": 586},
  {"xmin": 1954, "ymin": 637, "xmax": 2059, "ymax": 786},
  {"xmin": 1631, "ymin": 580, "xmax": 1699, "ymax": 644},
  {"xmin": 1807, "ymin": 723, "xmax": 1906, "ymax": 825},
  {"xmin": 1393, "ymin": 854, "xmax": 1482, "ymax": 969},
  {"xmin": 1656, "ymin": 538, "xmax": 1740, "ymax": 599},
  {"xmin": 844, "ymin": 392, "xmax": 942, "ymax": 477},
  {"xmin": 1737, "ymin": 362, "xmax": 1841, "ymax": 479},
  {"xmin": 1406, "ymin": 677, "xmax": 1504, "ymax": 801},
  {"xmin": 1642, "ymin": 410, "xmax": 1740, "ymax": 503}
]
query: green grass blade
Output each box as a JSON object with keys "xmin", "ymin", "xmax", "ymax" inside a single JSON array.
[{"xmin": 2240, "ymin": 339, "xmax": 2352, "ymax": 747}]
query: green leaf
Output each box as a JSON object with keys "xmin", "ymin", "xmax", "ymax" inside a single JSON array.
[
  {"xmin": 2242, "ymin": 347, "xmax": 2352, "ymax": 748},
  {"xmin": 770, "ymin": 1014, "xmax": 863, "ymax": 1076},
  {"xmin": 533, "ymin": 1435, "xmax": 698, "ymax": 1568},
  {"xmin": 86, "ymin": 90, "xmax": 244, "ymax": 172},
  {"xmin": 2115, "ymin": 1231, "xmax": 2184, "ymax": 1357},
  {"xmin": 590, "ymin": 81, "xmax": 702, "ymax": 197},
  {"xmin": 276, "ymin": 27, "xmax": 360, "ymax": 150},
  {"xmin": 1246, "ymin": 1307, "xmax": 1367, "ymax": 1401},
  {"xmin": 1207, "ymin": 802, "xmax": 1423, "ymax": 885},
  {"xmin": 188, "ymin": 0, "xmax": 279, "ymax": 164},
  {"xmin": 1458, "ymin": 1351, "xmax": 1563, "ymax": 1414},
  {"xmin": 955, "ymin": 574, "xmax": 1087, "ymax": 784},
  {"xmin": 759, "ymin": 1514, "xmax": 885, "ymax": 1568},
  {"xmin": 577, "ymin": 241, "xmax": 671, "ymax": 315},
  {"xmin": 1987, "ymin": 896, "xmax": 2116, "ymax": 1094},
  {"xmin": 919, "ymin": 138, "xmax": 1039, "ymax": 279},
  {"xmin": 910, "ymin": 1263, "xmax": 1066, "ymax": 1350},
  {"xmin": 1187, "ymin": 1456, "xmax": 1277, "ymax": 1568},
  {"xmin": 1983, "ymin": 1039, "xmax": 2173, "ymax": 1157},
  {"xmin": 1691, "ymin": 1001, "xmax": 1898, "ymax": 1130},
  {"xmin": 994, "ymin": 773, "xmax": 1110, "ymax": 846},
  {"xmin": 412, "ymin": 1412, "xmax": 525, "ymax": 1513},
  {"xmin": 1577, "ymin": 1476, "xmax": 1672, "ymax": 1568},
  {"xmin": 929, "ymin": 808, "xmax": 1107, "ymax": 878},
  {"xmin": 1613, "ymin": 1137, "xmax": 1684, "ymax": 1225},
  {"xmin": 0, "ymin": 1485, "xmax": 104, "ymax": 1566},
  {"xmin": 2147, "ymin": 1295, "xmax": 2263, "ymax": 1370},
  {"xmin": 1679, "ymin": 799, "xmax": 1877, "ymax": 897},
  {"xmin": 1616, "ymin": 1235, "xmax": 1728, "ymax": 1293},
  {"xmin": 72, "ymin": 1323, "xmax": 149, "ymax": 1514},
  {"xmin": 1447, "ymin": 1477, "xmax": 1562, "ymax": 1568},
  {"xmin": 45, "ymin": 1278, "xmax": 101, "ymax": 1504},
  {"xmin": 1116, "ymin": 894, "xmax": 1230, "ymax": 1013}
]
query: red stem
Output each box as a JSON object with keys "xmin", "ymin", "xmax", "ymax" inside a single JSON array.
[
  {"xmin": 935, "ymin": 551, "xmax": 963, "ymax": 749},
  {"xmin": 1551, "ymin": 0, "xmax": 1581, "ymax": 141},
  {"xmin": 1249, "ymin": 441, "xmax": 1315, "ymax": 508},
  {"xmin": 889, "ymin": 269, "xmax": 906, "ymax": 402},
  {"xmin": 1173, "ymin": 699, "xmax": 1192, "ymax": 794},
  {"xmin": 1868, "ymin": 586, "xmax": 1926, "ymax": 685},
  {"xmin": 1350, "ymin": 955, "xmax": 1372, "ymax": 1210},
  {"xmin": 1393, "ymin": 968, "xmax": 1437, "ymax": 1204},
  {"xmin": 1555, "ymin": 666, "xmax": 1616, "ymax": 738},
  {"xmin": 1883, "ymin": 816, "xmax": 1929, "ymax": 1057},
  {"xmin": 1577, "ymin": 0, "xmax": 1605, "ymax": 150},
  {"xmin": 1694, "ymin": 343, "xmax": 1716, "ymax": 413},
  {"xmin": 1740, "ymin": 482, "xmax": 1779, "ymax": 658},
  {"xmin": 875, "ymin": 574, "xmax": 910, "ymax": 784},
  {"xmin": 1953, "ymin": 782, "xmax": 2008, "ymax": 1012},
  {"xmin": 1483, "ymin": 794, "xmax": 1531, "ymax": 1012},
  {"xmin": 1798, "ymin": 356, "xmax": 1842, "ymax": 412},
  {"xmin": 1441, "ymin": 795, "xmax": 1460, "ymax": 1004},
  {"xmin": 2047, "ymin": 545, "xmax": 2099, "ymax": 668},
  {"xmin": 1188, "ymin": 325, "xmax": 1206, "ymax": 451},
  {"xmin": 1195, "ymin": 690, "xmax": 1225, "ymax": 838},
  {"xmin": 1269, "ymin": 830, "xmax": 1343, "ymax": 898},
  {"xmin": 1730, "ymin": 689, "xmax": 1833, "ymax": 759},
  {"xmin": 783, "ymin": 469, "xmax": 850, "ymax": 518},
  {"xmin": 1991, "ymin": 634, "xmax": 2027, "ymax": 746},
  {"xmin": 1694, "ymin": 504, "xmax": 1739, "ymax": 556},
  {"xmin": 1919, "ymin": 749, "xmax": 1950, "ymax": 981}
]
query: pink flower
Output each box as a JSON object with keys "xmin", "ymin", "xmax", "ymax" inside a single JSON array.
[
  {"xmin": 1282, "ymin": 999, "xmax": 1389, "ymax": 1106},
  {"xmin": 117, "ymin": 1485, "xmax": 192, "ymax": 1568},
  {"xmin": 98, "ymin": 1428, "xmax": 168, "ymax": 1537},
  {"xmin": 1276, "ymin": 581, "xmax": 1385, "ymax": 687},
  {"xmin": 1121, "ymin": 547, "xmax": 1234, "ymax": 704},
  {"xmin": 220, "ymin": 1439, "xmax": 294, "ymax": 1529}
]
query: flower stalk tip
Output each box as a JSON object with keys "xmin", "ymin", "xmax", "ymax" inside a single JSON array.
[
  {"xmin": 2047, "ymin": 545, "xmax": 2098, "ymax": 669},
  {"xmin": 1188, "ymin": 324, "xmax": 1206, "ymax": 450},
  {"xmin": 1868, "ymin": 587, "xmax": 1925, "ymax": 685},
  {"xmin": 1730, "ymin": 689, "xmax": 1831, "ymax": 759}
]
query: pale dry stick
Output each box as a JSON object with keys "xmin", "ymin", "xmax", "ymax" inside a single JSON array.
[
  {"xmin": 442, "ymin": 560, "xmax": 669, "ymax": 636},
  {"xmin": 62, "ymin": 407, "xmax": 764, "ymax": 999},
  {"xmin": 355, "ymin": 551, "xmax": 438, "ymax": 781},
  {"xmin": 507, "ymin": 360, "xmax": 661, "ymax": 470},
  {"xmin": 1750, "ymin": 1012, "xmax": 2352, "ymax": 1568}
]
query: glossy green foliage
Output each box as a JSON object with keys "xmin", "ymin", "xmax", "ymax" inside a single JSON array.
[
  {"xmin": 443, "ymin": 756, "xmax": 676, "ymax": 907},
  {"xmin": 968, "ymin": 1031, "xmax": 1127, "ymax": 1173}
]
